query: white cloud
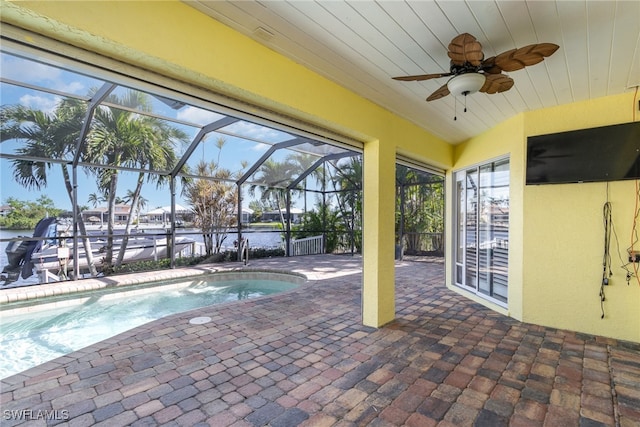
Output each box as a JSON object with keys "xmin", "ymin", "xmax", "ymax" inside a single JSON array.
[
  {"xmin": 2, "ymin": 53, "xmax": 89, "ymax": 96},
  {"xmin": 176, "ymin": 106, "xmax": 224, "ymax": 125},
  {"xmin": 230, "ymin": 121, "xmax": 289, "ymax": 143},
  {"xmin": 1, "ymin": 56, "xmax": 62, "ymax": 83},
  {"xmin": 251, "ymin": 143, "xmax": 270, "ymax": 152},
  {"xmin": 19, "ymin": 94, "xmax": 61, "ymax": 114},
  {"xmin": 57, "ymin": 81, "xmax": 86, "ymax": 94}
]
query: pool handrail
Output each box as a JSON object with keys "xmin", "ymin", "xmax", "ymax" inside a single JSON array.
[{"xmin": 240, "ymin": 238, "xmax": 249, "ymax": 266}]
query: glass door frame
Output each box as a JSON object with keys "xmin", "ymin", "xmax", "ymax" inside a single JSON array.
[{"xmin": 453, "ymin": 156, "xmax": 510, "ymax": 308}]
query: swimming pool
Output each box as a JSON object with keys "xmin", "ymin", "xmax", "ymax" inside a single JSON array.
[{"xmin": 0, "ymin": 272, "xmax": 303, "ymax": 378}]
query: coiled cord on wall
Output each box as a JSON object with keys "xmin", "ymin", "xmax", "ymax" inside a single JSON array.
[{"xmin": 602, "ymin": 201, "xmax": 613, "ymax": 318}]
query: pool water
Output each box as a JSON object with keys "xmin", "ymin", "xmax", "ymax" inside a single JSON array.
[{"xmin": 0, "ymin": 277, "xmax": 299, "ymax": 378}]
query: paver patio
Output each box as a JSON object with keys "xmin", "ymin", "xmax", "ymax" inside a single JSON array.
[{"xmin": 1, "ymin": 255, "xmax": 639, "ymax": 426}]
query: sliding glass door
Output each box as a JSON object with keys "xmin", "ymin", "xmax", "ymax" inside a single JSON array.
[{"xmin": 455, "ymin": 158, "xmax": 509, "ymax": 305}]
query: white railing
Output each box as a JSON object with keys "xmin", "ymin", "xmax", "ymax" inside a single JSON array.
[
  {"xmin": 178, "ymin": 241, "xmax": 207, "ymax": 258},
  {"xmin": 289, "ymin": 235, "xmax": 324, "ymax": 256}
]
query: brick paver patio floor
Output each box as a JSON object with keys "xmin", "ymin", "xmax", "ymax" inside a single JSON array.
[{"xmin": 1, "ymin": 255, "xmax": 639, "ymax": 426}]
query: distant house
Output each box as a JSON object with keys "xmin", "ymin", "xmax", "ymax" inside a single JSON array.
[
  {"xmin": 0, "ymin": 205, "xmax": 13, "ymax": 217},
  {"xmin": 81, "ymin": 205, "xmax": 132, "ymax": 225},
  {"xmin": 261, "ymin": 208, "xmax": 304, "ymax": 224},
  {"xmin": 241, "ymin": 208, "xmax": 253, "ymax": 224},
  {"xmin": 142, "ymin": 205, "xmax": 191, "ymax": 224}
]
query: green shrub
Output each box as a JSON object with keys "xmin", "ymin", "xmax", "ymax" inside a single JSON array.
[
  {"xmin": 106, "ymin": 248, "xmax": 285, "ymax": 276},
  {"xmin": 108, "ymin": 255, "xmax": 208, "ymax": 275}
]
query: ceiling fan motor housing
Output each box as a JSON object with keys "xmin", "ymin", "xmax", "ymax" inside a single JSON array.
[{"xmin": 447, "ymin": 73, "xmax": 486, "ymax": 96}]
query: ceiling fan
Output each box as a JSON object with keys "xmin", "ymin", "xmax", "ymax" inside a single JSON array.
[{"xmin": 393, "ymin": 33, "xmax": 559, "ymax": 102}]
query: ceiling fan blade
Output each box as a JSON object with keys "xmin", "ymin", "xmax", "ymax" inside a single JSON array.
[
  {"xmin": 426, "ymin": 84, "xmax": 450, "ymax": 101},
  {"xmin": 448, "ymin": 33, "xmax": 484, "ymax": 66},
  {"xmin": 494, "ymin": 43, "xmax": 559, "ymax": 72},
  {"xmin": 480, "ymin": 57, "xmax": 503, "ymax": 74},
  {"xmin": 392, "ymin": 72, "xmax": 452, "ymax": 81},
  {"xmin": 479, "ymin": 74, "xmax": 514, "ymax": 94}
]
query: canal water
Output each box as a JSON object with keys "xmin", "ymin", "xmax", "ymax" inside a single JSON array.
[{"xmin": 0, "ymin": 228, "xmax": 283, "ymax": 287}]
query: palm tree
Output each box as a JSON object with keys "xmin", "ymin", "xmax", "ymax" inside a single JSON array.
[
  {"xmin": 124, "ymin": 190, "xmax": 148, "ymax": 225},
  {"xmin": 85, "ymin": 90, "xmax": 188, "ymax": 268},
  {"xmin": 87, "ymin": 192, "xmax": 106, "ymax": 208},
  {"xmin": 183, "ymin": 160, "xmax": 237, "ymax": 255},
  {"xmin": 287, "ymin": 152, "xmax": 323, "ymax": 214},
  {"xmin": 112, "ymin": 125, "xmax": 186, "ymax": 266},
  {"xmin": 330, "ymin": 156, "xmax": 363, "ymax": 252},
  {"xmin": 183, "ymin": 137, "xmax": 242, "ymax": 255},
  {"xmin": 87, "ymin": 192, "xmax": 107, "ymax": 225},
  {"xmin": 0, "ymin": 99, "xmax": 99, "ymax": 276},
  {"xmin": 396, "ymin": 166, "xmax": 444, "ymax": 254},
  {"xmin": 248, "ymin": 158, "xmax": 299, "ymax": 230}
]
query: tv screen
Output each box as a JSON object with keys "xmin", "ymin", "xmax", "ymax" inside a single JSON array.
[{"xmin": 526, "ymin": 121, "xmax": 640, "ymax": 185}]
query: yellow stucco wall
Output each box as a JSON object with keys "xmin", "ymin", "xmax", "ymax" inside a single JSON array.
[
  {"xmin": 451, "ymin": 92, "xmax": 639, "ymax": 342},
  {"xmin": 1, "ymin": 0, "xmax": 453, "ymax": 328},
  {"xmin": 0, "ymin": 1, "xmax": 451, "ymax": 166},
  {"xmin": 448, "ymin": 114, "xmax": 525, "ymax": 320},
  {"xmin": 522, "ymin": 93, "xmax": 639, "ymax": 343}
]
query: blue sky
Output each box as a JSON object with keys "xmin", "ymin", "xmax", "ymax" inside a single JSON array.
[{"xmin": 0, "ymin": 51, "xmax": 326, "ymax": 212}]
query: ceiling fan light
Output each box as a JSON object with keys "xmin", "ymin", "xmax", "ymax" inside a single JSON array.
[{"xmin": 447, "ymin": 73, "xmax": 486, "ymax": 96}]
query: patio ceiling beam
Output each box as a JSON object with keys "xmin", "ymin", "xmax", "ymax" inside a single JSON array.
[
  {"xmin": 170, "ymin": 116, "xmax": 239, "ymax": 178},
  {"xmin": 287, "ymin": 151, "xmax": 357, "ymax": 190},
  {"xmin": 236, "ymin": 137, "xmax": 308, "ymax": 186}
]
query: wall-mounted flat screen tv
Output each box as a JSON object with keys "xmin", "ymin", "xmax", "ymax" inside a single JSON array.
[{"xmin": 526, "ymin": 121, "xmax": 640, "ymax": 185}]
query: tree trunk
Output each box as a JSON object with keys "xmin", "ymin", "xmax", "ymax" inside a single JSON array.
[
  {"xmin": 115, "ymin": 172, "xmax": 144, "ymax": 267},
  {"xmin": 61, "ymin": 164, "xmax": 98, "ymax": 277},
  {"xmin": 275, "ymin": 194, "xmax": 286, "ymax": 233},
  {"xmin": 203, "ymin": 232, "xmax": 213, "ymax": 255},
  {"xmin": 105, "ymin": 172, "xmax": 119, "ymax": 268}
]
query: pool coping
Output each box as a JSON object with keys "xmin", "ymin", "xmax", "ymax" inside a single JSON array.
[{"xmin": 0, "ymin": 263, "xmax": 307, "ymax": 307}]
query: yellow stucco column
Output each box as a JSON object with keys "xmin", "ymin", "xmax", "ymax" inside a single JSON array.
[{"xmin": 362, "ymin": 138, "xmax": 396, "ymax": 327}]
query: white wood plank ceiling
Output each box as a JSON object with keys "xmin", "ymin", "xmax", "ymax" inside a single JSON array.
[{"xmin": 186, "ymin": 0, "xmax": 640, "ymax": 144}]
